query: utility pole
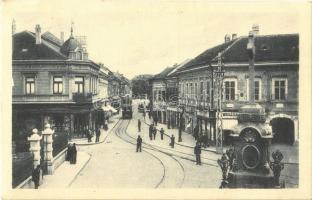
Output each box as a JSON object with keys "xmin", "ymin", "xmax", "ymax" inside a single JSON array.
[{"xmin": 215, "ymin": 52, "xmax": 225, "ymax": 154}]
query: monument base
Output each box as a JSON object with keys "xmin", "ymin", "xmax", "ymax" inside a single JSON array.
[{"xmin": 227, "ymin": 170, "xmax": 274, "ymax": 188}]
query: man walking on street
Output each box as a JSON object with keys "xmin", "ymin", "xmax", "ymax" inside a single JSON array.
[
  {"xmin": 194, "ymin": 142, "xmax": 202, "ymax": 165},
  {"xmin": 138, "ymin": 119, "xmax": 141, "ymax": 132},
  {"xmin": 153, "ymin": 126, "xmax": 157, "ymax": 140},
  {"xmin": 170, "ymin": 134, "xmax": 175, "ymax": 148},
  {"xmin": 136, "ymin": 135, "xmax": 142, "ymax": 152},
  {"xmin": 160, "ymin": 128, "xmax": 164, "ymax": 140},
  {"xmin": 149, "ymin": 124, "xmax": 153, "ymax": 140},
  {"xmin": 95, "ymin": 127, "xmax": 101, "ymax": 143}
]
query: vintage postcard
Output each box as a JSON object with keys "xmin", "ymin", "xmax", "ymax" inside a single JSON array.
[{"xmin": 0, "ymin": 0, "xmax": 311, "ymax": 199}]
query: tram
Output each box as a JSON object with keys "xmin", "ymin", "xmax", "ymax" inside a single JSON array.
[{"xmin": 121, "ymin": 95, "xmax": 133, "ymax": 119}]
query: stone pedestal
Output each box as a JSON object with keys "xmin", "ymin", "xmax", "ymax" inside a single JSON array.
[
  {"xmin": 227, "ymin": 170, "xmax": 274, "ymax": 188},
  {"xmin": 28, "ymin": 128, "xmax": 42, "ymax": 168},
  {"xmin": 42, "ymin": 124, "xmax": 54, "ymax": 175}
]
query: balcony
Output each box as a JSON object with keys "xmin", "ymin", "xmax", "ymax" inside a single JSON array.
[{"xmin": 72, "ymin": 93, "xmax": 93, "ymax": 103}]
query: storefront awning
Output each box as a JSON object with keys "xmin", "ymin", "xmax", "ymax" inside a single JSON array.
[{"xmin": 102, "ymin": 105, "xmax": 118, "ymax": 113}]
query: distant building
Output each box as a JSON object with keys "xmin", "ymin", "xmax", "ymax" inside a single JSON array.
[{"xmin": 12, "ymin": 24, "xmax": 108, "ymax": 151}]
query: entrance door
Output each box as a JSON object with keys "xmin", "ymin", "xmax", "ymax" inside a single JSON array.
[{"xmin": 271, "ymin": 118, "xmax": 294, "ymax": 145}]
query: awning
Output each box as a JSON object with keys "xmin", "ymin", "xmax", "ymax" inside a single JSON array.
[
  {"xmin": 101, "ymin": 105, "xmax": 118, "ymax": 113},
  {"xmin": 102, "ymin": 105, "xmax": 110, "ymax": 112},
  {"xmin": 107, "ymin": 105, "xmax": 118, "ymax": 113}
]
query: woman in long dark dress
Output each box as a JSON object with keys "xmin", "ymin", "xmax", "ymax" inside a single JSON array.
[
  {"xmin": 66, "ymin": 143, "xmax": 72, "ymax": 162},
  {"xmin": 71, "ymin": 143, "xmax": 77, "ymax": 164}
]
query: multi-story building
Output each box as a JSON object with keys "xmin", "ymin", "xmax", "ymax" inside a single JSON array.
[
  {"xmin": 174, "ymin": 27, "xmax": 299, "ymax": 145},
  {"xmin": 150, "ymin": 66, "xmax": 177, "ymax": 124},
  {"xmin": 12, "ymin": 24, "xmax": 109, "ymax": 151}
]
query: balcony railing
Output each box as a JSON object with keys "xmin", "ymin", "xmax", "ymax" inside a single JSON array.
[{"xmin": 72, "ymin": 92, "xmax": 93, "ymax": 103}]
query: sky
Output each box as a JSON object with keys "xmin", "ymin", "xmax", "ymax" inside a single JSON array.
[{"xmin": 3, "ymin": 0, "xmax": 302, "ymax": 79}]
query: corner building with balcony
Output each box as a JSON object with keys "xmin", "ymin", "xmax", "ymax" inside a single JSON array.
[
  {"xmin": 12, "ymin": 24, "xmax": 107, "ymax": 151},
  {"xmin": 174, "ymin": 32, "xmax": 299, "ymax": 145}
]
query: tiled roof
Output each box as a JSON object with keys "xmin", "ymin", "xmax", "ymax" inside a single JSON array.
[
  {"xmin": 221, "ymin": 34, "xmax": 299, "ymax": 63},
  {"xmin": 13, "ymin": 31, "xmax": 67, "ymax": 60},
  {"xmin": 153, "ymin": 66, "xmax": 177, "ymax": 80},
  {"xmin": 177, "ymin": 40, "xmax": 237, "ymax": 72}
]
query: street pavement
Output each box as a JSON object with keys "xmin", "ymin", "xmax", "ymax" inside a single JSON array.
[{"xmin": 34, "ymin": 99, "xmax": 298, "ymax": 188}]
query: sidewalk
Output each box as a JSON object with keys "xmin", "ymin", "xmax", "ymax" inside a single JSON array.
[
  {"xmin": 71, "ymin": 114, "xmax": 120, "ymax": 145},
  {"xmin": 21, "ymin": 151, "xmax": 91, "ymax": 189}
]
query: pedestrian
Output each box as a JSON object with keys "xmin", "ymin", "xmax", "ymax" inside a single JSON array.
[
  {"xmin": 153, "ymin": 126, "xmax": 157, "ymax": 140},
  {"xmin": 160, "ymin": 128, "xmax": 164, "ymax": 140},
  {"xmin": 136, "ymin": 135, "xmax": 142, "ymax": 152},
  {"xmin": 143, "ymin": 110, "xmax": 146, "ymax": 120},
  {"xmin": 148, "ymin": 111, "xmax": 151, "ymax": 119},
  {"xmin": 70, "ymin": 143, "xmax": 77, "ymax": 164},
  {"xmin": 154, "ymin": 115, "xmax": 158, "ymax": 126},
  {"xmin": 170, "ymin": 134, "xmax": 175, "ymax": 148},
  {"xmin": 32, "ymin": 165, "xmax": 41, "ymax": 189},
  {"xmin": 87, "ymin": 129, "xmax": 92, "ymax": 142},
  {"xmin": 149, "ymin": 124, "xmax": 153, "ymax": 140},
  {"xmin": 95, "ymin": 127, "xmax": 101, "ymax": 142},
  {"xmin": 194, "ymin": 142, "xmax": 202, "ymax": 165},
  {"xmin": 66, "ymin": 143, "xmax": 72, "ymax": 162},
  {"xmin": 138, "ymin": 119, "xmax": 141, "ymax": 132}
]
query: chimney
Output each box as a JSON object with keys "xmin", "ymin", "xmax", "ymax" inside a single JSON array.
[
  {"xmin": 35, "ymin": 24, "xmax": 42, "ymax": 44},
  {"xmin": 60, "ymin": 32, "xmax": 64, "ymax": 44},
  {"xmin": 252, "ymin": 24, "xmax": 259, "ymax": 35},
  {"xmin": 232, "ymin": 33, "xmax": 237, "ymax": 40},
  {"xmin": 224, "ymin": 34, "xmax": 231, "ymax": 43},
  {"xmin": 12, "ymin": 19, "xmax": 16, "ymax": 35}
]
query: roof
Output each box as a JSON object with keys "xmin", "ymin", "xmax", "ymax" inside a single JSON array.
[
  {"xmin": 42, "ymin": 31, "xmax": 63, "ymax": 47},
  {"xmin": 222, "ymin": 34, "xmax": 299, "ymax": 63},
  {"xmin": 13, "ymin": 31, "xmax": 67, "ymax": 60},
  {"xmin": 60, "ymin": 36, "xmax": 82, "ymax": 56},
  {"xmin": 176, "ymin": 33, "xmax": 299, "ymax": 73},
  {"xmin": 167, "ymin": 59, "xmax": 191, "ymax": 77},
  {"xmin": 177, "ymin": 40, "xmax": 237, "ymax": 72},
  {"xmin": 153, "ymin": 66, "xmax": 177, "ymax": 80}
]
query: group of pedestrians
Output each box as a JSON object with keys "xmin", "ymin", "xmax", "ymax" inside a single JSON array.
[
  {"xmin": 66, "ymin": 143, "xmax": 77, "ymax": 164},
  {"xmin": 136, "ymin": 117, "xmax": 202, "ymax": 166},
  {"xmin": 86, "ymin": 127, "xmax": 102, "ymax": 143}
]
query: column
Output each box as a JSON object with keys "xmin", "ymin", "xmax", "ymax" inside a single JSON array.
[
  {"xmin": 42, "ymin": 124, "xmax": 54, "ymax": 175},
  {"xmin": 28, "ymin": 128, "xmax": 42, "ymax": 168},
  {"xmin": 70, "ymin": 114, "xmax": 74, "ymax": 140},
  {"xmin": 88, "ymin": 112, "xmax": 92, "ymax": 130}
]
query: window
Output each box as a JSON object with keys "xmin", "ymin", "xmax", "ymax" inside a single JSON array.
[
  {"xmin": 162, "ymin": 90, "xmax": 166, "ymax": 101},
  {"xmin": 224, "ymin": 80, "xmax": 236, "ymax": 101},
  {"xmin": 25, "ymin": 76, "xmax": 35, "ymax": 94},
  {"xmin": 194, "ymin": 83, "xmax": 198, "ymax": 99},
  {"xmin": 75, "ymin": 76, "xmax": 84, "ymax": 94},
  {"xmin": 272, "ymin": 78, "xmax": 287, "ymax": 100},
  {"xmin": 246, "ymin": 79, "xmax": 262, "ymax": 101},
  {"xmin": 186, "ymin": 83, "xmax": 189, "ymax": 98},
  {"xmin": 158, "ymin": 90, "xmax": 162, "ymax": 101},
  {"xmin": 190, "ymin": 83, "xmax": 193, "ymax": 98},
  {"xmin": 53, "ymin": 76, "xmax": 63, "ymax": 94},
  {"xmin": 206, "ymin": 81, "xmax": 210, "ymax": 102},
  {"xmin": 200, "ymin": 82, "xmax": 204, "ymax": 99}
]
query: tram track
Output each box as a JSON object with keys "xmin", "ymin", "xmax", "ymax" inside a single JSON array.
[{"xmin": 114, "ymin": 119, "xmax": 185, "ymax": 188}]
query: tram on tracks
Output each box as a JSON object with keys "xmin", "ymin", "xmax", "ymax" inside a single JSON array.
[{"xmin": 121, "ymin": 95, "xmax": 133, "ymax": 119}]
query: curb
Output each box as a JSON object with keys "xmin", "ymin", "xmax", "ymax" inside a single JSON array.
[
  {"xmin": 143, "ymin": 120, "xmax": 217, "ymax": 153},
  {"xmin": 75, "ymin": 119, "xmax": 121, "ymax": 146},
  {"xmin": 67, "ymin": 152, "xmax": 92, "ymax": 187}
]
